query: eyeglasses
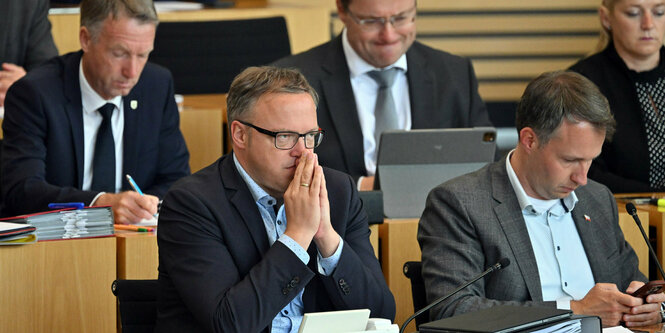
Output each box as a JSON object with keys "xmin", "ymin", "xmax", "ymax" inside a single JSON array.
[
  {"xmin": 238, "ymin": 120, "xmax": 324, "ymax": 150},
  {"xmin": 345, "ymin": 6, "xmax": 417, "ymax": 32}
]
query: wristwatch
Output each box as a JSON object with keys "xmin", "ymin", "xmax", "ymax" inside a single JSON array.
[{"xmin": 660, "ymin": 302, "xmax": 665, "ymax": 323}]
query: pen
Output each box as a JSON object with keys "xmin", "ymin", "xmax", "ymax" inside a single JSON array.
[
  {"xmin": 650, "ymin": 198, "xmax": 665, "ymax": 206},
  {"xmin": 114, "ymin": 224, "xmax": 154, "ymax": 232},
  {"xmin": 126, "ymin": 174, "xmax": 158, "ymax": 218},
  {"xmin": 126, "ymin": 174, "xmax": 144, "ymax": 195}
]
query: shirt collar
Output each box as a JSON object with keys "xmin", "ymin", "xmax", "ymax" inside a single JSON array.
[
  {"xmin": 341, "ymin": 28, "xmax": 407, "ymax": 79},
  {"xmin": 79, "ymin": 60, "xmax": 122, "ymax": 114},
  {"xmin": 505, "ymin": 150, "xmax": 578, "ymax": 214},
  {"xmin": 233, "ymin": 153, "xmax": 278, "ymax": 207}
]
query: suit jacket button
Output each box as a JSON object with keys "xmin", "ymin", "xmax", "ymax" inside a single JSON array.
[
  {"xmin": 293, "ymin": 276, "xmax": 300, "ymax": 283},
  {"xmin": 338, "ymin": 278, "xmax": 346, "ymax": 286},
  {"xmin": 282, "ymin": 288, "xmax": 289, "ymax": 295}
]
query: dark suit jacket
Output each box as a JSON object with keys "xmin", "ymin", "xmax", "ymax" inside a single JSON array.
[
  {"xmin": 0, "ymin": 0, "xmax": 58, "ymax": 70},
  {"xmin": 273, "ymin": 36, "xmax": 491, "ymax": 181},
  {"xmin": 418, "ymin": 156, "xmax": 645, "ymax": 320},
  {"xmin": 570, "ymin": 42, "xmax": 665, "ymax": 193},
  {"xmin": 156, "ymin": 155, "xmax": 395, "ymax": 332},
  {"xmin": 1, "ymin": 51, "xmax": 190, "ymax": 216}
]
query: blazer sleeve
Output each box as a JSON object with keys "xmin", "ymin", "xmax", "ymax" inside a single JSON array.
[
  {"xmin": 142, "ymin": 75, "xmax": 190, "ymax": 198},
  {"xmin": 158, "ymin": 184, "xmax": 316, "ymax": 333},
  {"xmin": 1, "ymin": 79, "xmax": 98, "ymax": 215},
  {"xmin": 316, "ymin": 173, "xmax": 396, "ymax": 320},
  {"xmin": 418, "ymin": 184, "xmax": 554, "ymax": 321},
  {"xmin": 23, "ymin": 0, "xmax": 58, "ymax": 70}
]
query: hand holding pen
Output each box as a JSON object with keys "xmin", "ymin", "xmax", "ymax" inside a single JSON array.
[{"xmin": 94, "ymin": 175, "xmax": 159, "ymax": 224}]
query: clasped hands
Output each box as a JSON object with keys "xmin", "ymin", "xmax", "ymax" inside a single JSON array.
[
  {"xmin": 283, "ymin": 151, "xmax": 340, "ymax": 257},
  {"xmin": 571, "ymin": 281, "xmax": 665, "ymax": 327}
]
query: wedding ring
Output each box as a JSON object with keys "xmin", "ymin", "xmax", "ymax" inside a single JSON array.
[{"xmin": 300, "ymin": 183, "xmax": 310, "ymax": 187}]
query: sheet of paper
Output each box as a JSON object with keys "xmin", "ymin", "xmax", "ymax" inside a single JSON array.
[{"xmin": 602, "ymin": 326, "xmax": 634, "ymax": 333}]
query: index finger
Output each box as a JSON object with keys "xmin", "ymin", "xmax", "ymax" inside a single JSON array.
[{"xmin": 616, "ymin": 292, "xmax": 644, "ymax": 308}]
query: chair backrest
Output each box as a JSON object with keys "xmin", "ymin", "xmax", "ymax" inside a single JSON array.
[
  {"xmin": 149, "ymin": 16, "xmax": 291, "ymax": 94},
  {"xmin": 111, "ymin": 279, "xmax": 159, "ymax": 333},
  {"xmin": 403, "ymin": 261, "xmax": 429, "ymax": 328}
]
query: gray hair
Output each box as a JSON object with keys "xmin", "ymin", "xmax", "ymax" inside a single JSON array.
[
  {"xmin": 80, "ymin": 0, "xmax": 158, "ymax": 40},
  {"xmin": 515, "ymin": 70, "xmax": 615, "ymax": 144},
  {"xmin": 227, "ymin": 66, "xmax": 319, "ymax": 127}
]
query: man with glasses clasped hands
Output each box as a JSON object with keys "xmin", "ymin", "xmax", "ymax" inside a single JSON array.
[
  {"xmin": 274, "ymin": 0, "xmax": 492, "ymax": 189},
  {"xmin": 155, "ymin": 66, "xmax": 395, "ymax": 333}
]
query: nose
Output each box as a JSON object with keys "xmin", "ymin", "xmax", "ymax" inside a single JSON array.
[
  {"xmin": 290, "ymin": 136, "xmax": 309, "ymax": 156},
  {"xmin": 570, "ymin": 162, "xmax": 589, "ymax": 186},
  {"xmin": 378, "ymin": 20, "xmax": 398, "ymax": 40},
  {"xmin": 642, "ymin": 12, "xmax": 654, "ymax": 30},
  {"xmin": 122, "ymin": 57, "xmax": 140, "ymax": 79}
]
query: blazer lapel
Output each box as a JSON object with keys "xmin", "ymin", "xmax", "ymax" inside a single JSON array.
[
  {"xmin": 122, "ymin": 91, "xmax": 140, "ymax": 190},
  {"xmin": 571, "ymin": 194, "xmax": 614, "ymax": 283},
  {"xmin": 490, "ymin": 160, "xmax": 544, "ymax": 301},
  {"xmin": 221, "ymin": 156, "xmax": 270, "ymax": 255},
  {"xmin": 319, "ymin": 36, "xmax": 365, "ymax": 175},
  {"xmin": 63, "ymin": 51, "xmax": 86, "ymax": 188},
  {"xmin": 406, "ymin": 45, "xmax": 436, "ymax": 128}
]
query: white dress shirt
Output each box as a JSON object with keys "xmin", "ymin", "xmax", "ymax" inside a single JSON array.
[
  {"xmin": 505, "ymin": 151, "xmax": 595, "ymax": 309},
  {"xmin": 79, "ymin": 61, "xmax": 124, "ymax": 196},
  {"xmin": 341, "ymin": 28, "xmax": 410, "ymax": 176}
]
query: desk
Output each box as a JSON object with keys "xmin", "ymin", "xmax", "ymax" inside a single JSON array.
[
  {"xmin": 615, "ymin": 193, "xmax": 665, "ymax": 277},
  {"xmin": 381, "ymin": 209, "xmax": 650, "ymax": 332},
  {"xmin": 49, "ymin": 6, "xmax": 330, "ymax": 56},
  {"xmin": 0, "ymin": 237, "xmax": 117, "ymax": 333},
  {"xmin": 115, "ymin": 224, "xmax": 380, "ymax": 280},
  {"xmin": 116, "ymin": 231, "xmax": 159, "ymax": 280}
]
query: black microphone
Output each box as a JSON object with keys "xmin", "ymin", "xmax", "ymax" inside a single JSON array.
[
  {"xmin": 399, "ymin": 258, "xmax": 511, "ymax": 333},
  {"xmin": 626, "ymin": 203, "xmax": 665, "ymax": 279}
]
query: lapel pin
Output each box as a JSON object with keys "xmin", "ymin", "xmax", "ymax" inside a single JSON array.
[
  {"xmin": 584, "ymin": 214, "xmax": 591, "ymax": 222},
  {"xmin": 130, "ymin": 100, "xmax": 138, "ymax": 110}
]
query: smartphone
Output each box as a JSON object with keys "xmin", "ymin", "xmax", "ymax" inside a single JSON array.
[{"xmin": 631, "ymin": 280, "xmax": 665, "ymax": 299}]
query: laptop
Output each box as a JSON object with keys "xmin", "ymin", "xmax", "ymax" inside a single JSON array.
[
  {"xmin": 298, "ymin": 309, "xmax": 370, "ymax": 333},
  {"xmin": 418, "ymin": 306, "xmax": 573, "ymax": 333},
  {"xmin": 375, "ymin": 128, "xmax": 496, "ymax": 219}
]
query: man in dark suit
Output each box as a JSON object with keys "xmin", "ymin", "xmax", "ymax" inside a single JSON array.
[
  {"xmin": 1, "ymin": 0, "xmax": 190, "ymax": 223},
  {"xmin": 156, "ymin": 66, "xmax": 395, "ymax": 332},
  {"xmin": 274, "ymin": 0, "xmax": 491, "ymax": 188},
  {"xmin": 0, "ymin": 0, "xmax": 58, "ymax": 106},
  {"xmin": 419, "ymin": 71, "xmax": 665, "ymax": 327}
]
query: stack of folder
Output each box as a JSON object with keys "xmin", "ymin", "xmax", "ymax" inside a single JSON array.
[
  {"xmin": 0, "ymin": 221, "xmax": 37, "ymax": 244},
  {"xmin": 0, "ymin": 207, "xmax": 114, "ymax": 241}
]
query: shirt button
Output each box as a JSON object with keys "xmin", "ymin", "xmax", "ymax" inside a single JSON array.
[
  {"xmin": 277, "ymin": 220, "xmax": 282, "ymax": 225},
  {"xmin": 564, "ymin": 282, "xmax": 568, "ymax": 287},
  {"xmin": 283, "ymin": 310, "xmax": 289, "ymax": 315},
  {"xmin": 556, "ymin": 246, "xmax": 560, "ymax": 251}
]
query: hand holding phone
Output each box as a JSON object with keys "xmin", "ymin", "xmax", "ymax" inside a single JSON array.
[{"xmin": 631, "ymin": 280, "xmax": 665, "ymax": 299}]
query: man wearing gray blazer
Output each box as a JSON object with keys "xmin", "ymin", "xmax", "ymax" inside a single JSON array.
[
  {"xmin": 419, "ymin": 71, "xmax": 665, "ymax": 328},
  {"xmin": 273, "ymin": 0, "xmax": 490, "ymax": 188}
]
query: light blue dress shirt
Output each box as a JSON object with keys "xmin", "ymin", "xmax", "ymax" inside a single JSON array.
[
  {"xmin": 233, "ymin": 154, "xmax": 344, "ymax": 333},
  {"xmin": 505, "ymin": 151, "xmax": 595, "ymax": 309}
]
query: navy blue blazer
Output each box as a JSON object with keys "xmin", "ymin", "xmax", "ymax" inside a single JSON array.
[
  {"xmin": 1, "ymin": 51, "xmax": 190, "ymax": 216},
  {"xmin": 156, "ymin": 154, "xmax": 395, "ymax": 332},
  {"xmin": 274, "ymin": 36, "xmax": 491, "ymax": 181}
]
